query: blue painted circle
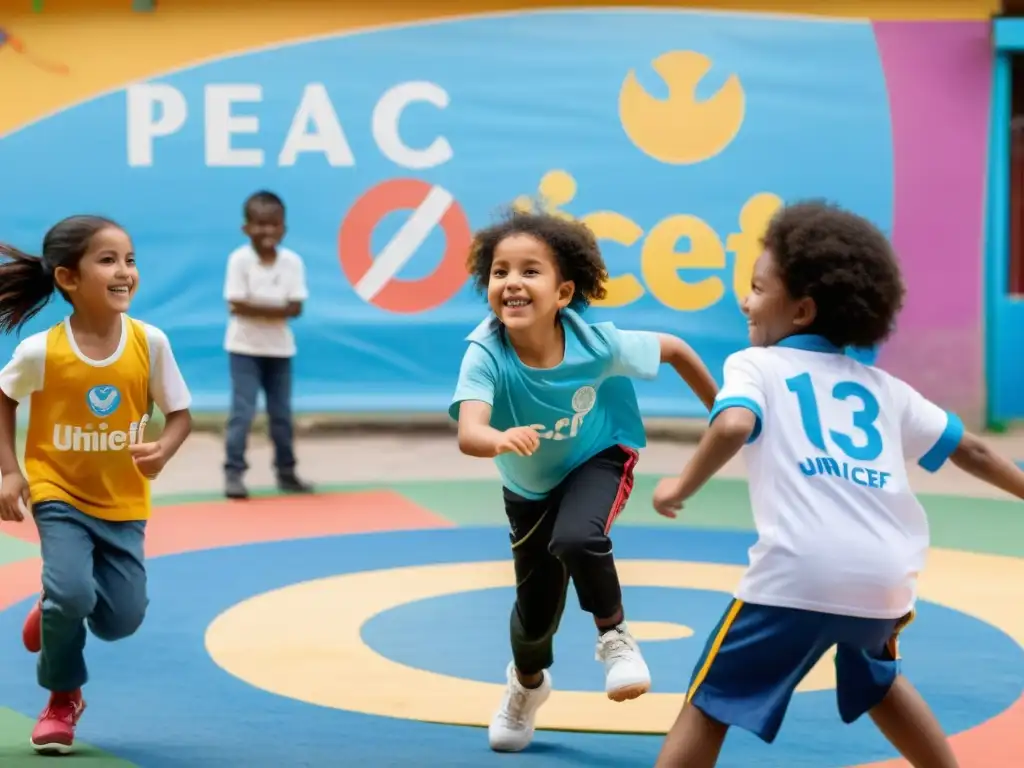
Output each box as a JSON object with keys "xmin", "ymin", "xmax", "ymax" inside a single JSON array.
[
  {"xmin": 362, "ymin": 583, "xmax": 1020, "ymax": 711},
  {"xmin": 0, "ymin": 527, "xmax": 1018, "ymax": 768},
  {"xmin": 363, "ymin": 585, "xmax": 730, "ymax": 691}
]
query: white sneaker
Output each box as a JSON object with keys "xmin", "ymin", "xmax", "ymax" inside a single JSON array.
[
  {"xmin": 596, "ymin": 623, "xmax": 651, "ymax": 702},
  {"xmin": 488, "ymin": 661, "xmax": 552, "ymax": 752}
]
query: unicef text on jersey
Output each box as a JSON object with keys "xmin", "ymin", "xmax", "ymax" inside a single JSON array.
[
  {"xmin": 52, "ymin": 416, "xmax": 149, "ymax": 453},
  {"xmin": 529, "ymin": 386, "xmax": 596, "ymax": 441},
  {"xmin": 798, "ymin": 456, "xmax": 892, "ymax": 490},
  {"xmin": 787, "ymin": 373, "xmax": 892, "ymax": 491}
]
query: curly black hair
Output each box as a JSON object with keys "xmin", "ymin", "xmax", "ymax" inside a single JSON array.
[
  {"xmin": 763, "ymin": 201, "xmax": 905, "ymax": 349},
  {"xmin": 466, "ymin": 208, "xmax": 608, "ymax": 310}
]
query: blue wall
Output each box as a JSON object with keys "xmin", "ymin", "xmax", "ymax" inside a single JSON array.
[{"xmin": 0, "ymin": 11, "xmax": 893, "ymax": 415}]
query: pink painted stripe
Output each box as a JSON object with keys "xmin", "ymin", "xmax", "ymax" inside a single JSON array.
[{"xmin": 872, "ymin": 21, "xmax": 990, "ymax": 418}]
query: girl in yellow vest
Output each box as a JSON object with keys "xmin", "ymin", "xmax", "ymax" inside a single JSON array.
[{"xmin": 0, "ymin": 216, "xmax": 193, "ymax": 755}]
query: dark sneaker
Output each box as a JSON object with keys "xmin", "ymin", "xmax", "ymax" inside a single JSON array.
[
  {"xmin": 225, "ymin": 474, "xmax": 248, "ymax": 500},
  {"xmin": 277, "ymin": 473, "xmax": 314, "ymax": 494}
]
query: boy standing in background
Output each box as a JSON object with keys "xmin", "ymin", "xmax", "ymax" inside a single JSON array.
[{"xmin": 222, "ymin": 191, "xmax": 314, "ymax": 499}]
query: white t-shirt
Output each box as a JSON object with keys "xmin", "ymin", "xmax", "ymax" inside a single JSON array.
[
  {"xmin": 711, "ymin": 334, "xmax": 963, "ymax": 620},
  {"xmin": 0, "ymin": 314, "xmax": 192, "ymax": 416},
  {"xmin": 223, "ymin": 245, "xmax": 309, "ymax": 358}
]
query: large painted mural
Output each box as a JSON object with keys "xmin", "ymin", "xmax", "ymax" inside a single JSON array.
[{"xmin": 0, "ymin": 4, "xmax": 992, "ymax": 419}]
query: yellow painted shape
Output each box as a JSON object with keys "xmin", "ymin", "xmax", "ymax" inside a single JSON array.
[
  {"xmin": 210, "ymin": 557, "xmax": 955, "ymax": 733},
  {"xmin": 628, "ymin": 620, "xmax": 695, "ymax": 641},
  {"xmin": 619, "ymin": 50, "xmax": 745, "ymax": 165}
]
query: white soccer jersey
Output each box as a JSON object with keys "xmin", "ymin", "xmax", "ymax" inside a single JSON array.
[{"xmin": 711, "ymin": 334, "xmax": 963, "ymax": 620}]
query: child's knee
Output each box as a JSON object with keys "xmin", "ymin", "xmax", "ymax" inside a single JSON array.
[
  {"xmin": 44, "ymin": 578, "xmax": 97, "ymax": 621},
  {"xmin": 90, "ymin": 599, "xmax": 147, "ymax": 642},
  {"xmin": 548, "ymin": 531, "xmax": 609, "ymax": 561}
]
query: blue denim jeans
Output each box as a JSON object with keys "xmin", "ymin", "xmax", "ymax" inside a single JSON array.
[
  {"xmin": 34, "ymin": 501, "xmax": 148, "ymax": 692},
  {"xmin": 224, "ymin": 352, "xmax": 296, "ymax": 475}
]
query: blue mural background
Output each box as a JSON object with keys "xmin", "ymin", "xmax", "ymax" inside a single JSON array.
[{"xmin": 0, "ymin": 11, "xmax": 893, "ymax": 415}]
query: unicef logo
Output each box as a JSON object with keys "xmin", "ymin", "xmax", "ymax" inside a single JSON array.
[
  {"xmin": 86, "ymin": 385, "xmax": 121, "ymax": 417},
  {"xmin": 572, "ymin": 385, "xmax": 597, "ymax": 414}
]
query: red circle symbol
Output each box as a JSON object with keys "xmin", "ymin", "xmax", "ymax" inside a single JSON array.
[{"xmin": 338, "ymin": 179, "xmax": 471, "ymax": 314}]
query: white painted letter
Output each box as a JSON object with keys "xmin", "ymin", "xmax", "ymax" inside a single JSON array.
[
  {"xmin": 204, "ymin": 84, "xmax": 263, "ymax": 167},
  {"xmin": 372, "ymin": 81, "xmax": 452, "ymax": 170},
  {"xmin": 126, "ymin": 84, "xmax": 187, "ymax": 167},
  {"xmin": 278, "ymin": 84, "xmax": 355, "ymax": 167}
]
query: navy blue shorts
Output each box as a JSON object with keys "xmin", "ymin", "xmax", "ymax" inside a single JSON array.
[{"xmin": 686, "ymin": 599, "xmax": 913, "ymax": 744}]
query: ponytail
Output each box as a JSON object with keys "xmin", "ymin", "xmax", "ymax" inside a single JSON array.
[
  {"xmin": 0, "ymin": 215, "xmax": 121, "ymax": 336},
  {"xmin": 0, "ymin": 244, "xmax": 55, "ymax": 335}
]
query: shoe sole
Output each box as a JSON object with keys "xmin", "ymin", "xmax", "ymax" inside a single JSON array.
[
  {"xmin": 30, "ymin": 740, "xmax": 73, "ymax": 755},
  {"xmin": 490, "ymin": 743, "xmax": 531, "ymax": 753},
  {"xmin": 607, "ymin": 682, "xmax": 650, "ymax": 702},
  {"xmin": 489, "ymin": 725, "xmax": 539, "ymax": 753}
]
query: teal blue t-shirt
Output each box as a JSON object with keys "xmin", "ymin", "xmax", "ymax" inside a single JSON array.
[{"xmin": 448, "ymin": 308, "xmax": 661, "ymax": 499}]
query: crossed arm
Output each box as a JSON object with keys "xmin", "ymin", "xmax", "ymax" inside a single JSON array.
[{"xmin": 228, "ymin": 300, "xmax": 302, "ymax": 319}]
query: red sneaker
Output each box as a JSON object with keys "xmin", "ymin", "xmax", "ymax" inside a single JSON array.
[
  {"xmin": 22, "ymin": 597, "xmax": 41, "ymax": 653},
  {"xmin": 30, "ymin": 690, "xmax": 86, "ymax": 754}
]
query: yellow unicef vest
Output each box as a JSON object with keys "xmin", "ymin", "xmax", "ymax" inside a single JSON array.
[{"xmin": 24, "ymin": 317, "xmax": 153, "ymax": 522}]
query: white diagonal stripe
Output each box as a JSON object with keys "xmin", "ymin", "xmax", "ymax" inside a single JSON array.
[{"xmin": 354, "ymin": 185, "xmax": 454, "ymax": 302}]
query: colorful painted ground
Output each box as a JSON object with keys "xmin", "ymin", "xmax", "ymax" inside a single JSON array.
[{"xmin": 0, "ymin": 434, "xmax": 1021, "ymax": 767}]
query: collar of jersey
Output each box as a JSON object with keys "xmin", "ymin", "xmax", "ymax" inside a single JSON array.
[{"xmin": 773, "ymin": 334, "xmax": 842, "ymax": 354}]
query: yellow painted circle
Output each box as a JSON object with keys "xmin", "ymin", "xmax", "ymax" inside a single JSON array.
[
  {"xmin": 205, "ymin": 550, "xmax": 1024, "ymax": 735},
  {"xmin": 628, "ymin": 621, "xmax": 694, "ymax": 641}
]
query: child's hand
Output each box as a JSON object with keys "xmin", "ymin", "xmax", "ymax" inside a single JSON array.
[
  {"xmin": 495, "ymin": 427, "xmax": 541, "ymax": 457},
  {"xmin": 0, "ymin": 472, "xmax": 29, "ymax": 522},
  {"xmin": 129, "ymin": 441, "xmax": 169, "ymax": 479},
  {"xmin": 653, "ymin": 476, "xmax": 687, "ymax": 519}
]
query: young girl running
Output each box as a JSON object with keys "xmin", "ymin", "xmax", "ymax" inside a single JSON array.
[
  {"xmin": 0, "ymin": 215, "xmax": 193, "ymax": 755},
  {"xmin": 450, "ymin": 210, "xmax": 719, "ymax": 753},
  {"xmin": 652, "ymin": 201, "xmax": 1024, "ymax": 767}
]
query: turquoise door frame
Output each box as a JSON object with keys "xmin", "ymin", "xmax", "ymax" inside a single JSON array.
[{"xmin": 989, "ymin": 20, "xmax": 1024, "ymax": 426}]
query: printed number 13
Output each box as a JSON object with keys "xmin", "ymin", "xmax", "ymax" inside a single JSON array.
[{"xmin": 786, "ymin": 373, "xmax": 883, "ymax": 461}]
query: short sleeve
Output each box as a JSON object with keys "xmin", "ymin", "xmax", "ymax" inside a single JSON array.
[
  {"xmin": 894, "ymin": 379, "xmax": 963, "ymax": 472},
  {"xmin": 223, "ymin": 250, "xmax": 249, "ymax": 302},
  {"xmin": 288, "ymin": 254, "xmax": 309, "ymax": 302},
  {"xmin": 144, "ymin": 325, "xmax": 193, "ymax": 415},
  {"xmin": 607, "ymin": 328, "xmax": 661, "ymax": 380},
  {"xmin": 448, "ymin": 344, "xmax": 498, "ymax": 421},
  {"xmin": 0, "ymin": 334, "xmax": 46, "ymax": 402},
  {"xmin": 708, "ymin": 350, "xmax": 765, "ymax": 443}
]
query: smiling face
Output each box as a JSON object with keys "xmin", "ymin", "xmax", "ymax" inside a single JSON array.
[
  {"xmin": 54, "ymin": 226, "xmax": 138, "ymax": 317},
  {"xmin": 486, "ymin": 233, "xmax": 575, "ymax": 331},
  {"xmin": 243, "ymin": 201, "xmax": 285, "ymax": 258},
  {"xmin": 741, "ymin": 249, "xmax": 815, "ymax": 346}
]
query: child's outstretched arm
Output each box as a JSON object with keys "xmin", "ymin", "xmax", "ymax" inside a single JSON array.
[
  {"xmin": 458, "ymin": 400, "xmax": 504, "ymax": 457},
  {"xmin": 653, "ymin": 348, "xmax": 763, "ymax": 518},
  {"xmin": 652, "ymin": 406, "xmax": 754, "ymax": 518},
  {"xmin": 657, "ymin": 335, "xmax": 718, "ymax": 411},
  {"xmin": 457, "ymin": 401, "xmax": 539, "ymax": 458},
  {"xmin": 949, "ymin": 431, "xmax": 1024, "ymax": 499}
]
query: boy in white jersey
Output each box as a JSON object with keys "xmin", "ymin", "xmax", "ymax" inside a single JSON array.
[
  {"xmin": 0, "ymin": 216, "xmax": 192, "ymax": 755},
  {"xmin": 651, "ymin": 201, "xmax": 1024, "ymax": 768},
  {"xmin": 451, "ymin": 210, "xmax": 719, "ymax": 753}
]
